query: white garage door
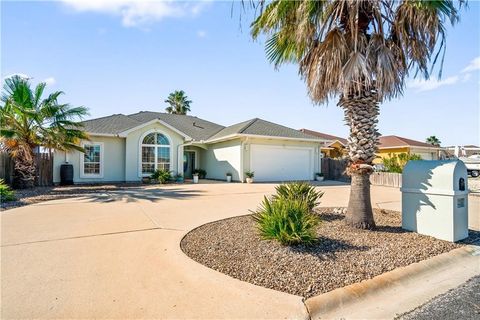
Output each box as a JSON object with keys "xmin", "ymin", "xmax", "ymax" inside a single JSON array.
[{"xmin": 250, "ymin": 144, "xmax": 313, "ymax": 182}]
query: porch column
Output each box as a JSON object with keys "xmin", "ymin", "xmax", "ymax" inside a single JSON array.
[{"xmin": 177, "ymin": 144, "xmax": 184, "ymax": 176}]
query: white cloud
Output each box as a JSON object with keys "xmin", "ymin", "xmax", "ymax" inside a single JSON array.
[
  {"xmin": 462, "ymin": 56, "xmax": 480, "ymax": 73},
  {"xmin": 407, "ymin": 75, "xmax": 459, "ymax": 92},
  {"xmin": 197, "ymin": 30, "xmax": 207, "ymax": 38},
  {"xmin": 60, "ymin": 0, "xmax": 210, "ymax": 28},
  {"xmin": 43, "ymin": 77, "xmax": 56, "ymax": 86}
]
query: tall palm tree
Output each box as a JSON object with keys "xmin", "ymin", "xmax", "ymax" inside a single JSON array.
[
  {"xmin": 165, "ymin": 90, "xmax": 192, "ymax": 115},
  {"xmin": 0, "ymin": 75, "xmax": 88, "ymax": 188},
  {"xmin": 250, "ymin": 0, "xmax": 462, "ymax": 229},
  {"xmin": 426, "ymin": 135, "xmax": 441, "ymax": 146}
]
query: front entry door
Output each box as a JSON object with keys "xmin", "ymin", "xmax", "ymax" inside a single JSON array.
[{"xmin": 183, "ymin": 151, "xmax": 196, "ymax": 178}]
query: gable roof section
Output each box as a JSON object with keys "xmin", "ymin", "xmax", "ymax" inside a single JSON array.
[
  {"xmin": 207, "ymin": 118, "xmax": 321, "ymax": 142},
  {"xmin": 127, "ymin": 112, "xmax": 225, "ymax": 141},
  {"xmin": 379, "ymin": 135, "xmax": 440, "ymax": 149},
  {"xmin": 299, "ymin": 128, "xmax": 348, "ymax": 145},
  {"xmin": 81, "ymin": 114, "xmax": 142, "ymax": 135}
]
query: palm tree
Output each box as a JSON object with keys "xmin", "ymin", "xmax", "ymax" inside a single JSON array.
[
  {"xmin": 0, "ymin": 75, "xmax": 88, "ymax": 188},
  {"xmin": 249, "ymin": 0, "xmax": 462, "ymax": 229},
  {"xmin": 165, "ymin": 90, "xmax": 192, "ymax": 115},
  {"xmin": 426, "ymin": 135, "xmax": 441, "ymax": 146}
]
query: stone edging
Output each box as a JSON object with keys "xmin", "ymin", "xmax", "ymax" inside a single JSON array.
[{"xmin": 304, "ymin": 245, "xmax": 480, "ymax": 319}]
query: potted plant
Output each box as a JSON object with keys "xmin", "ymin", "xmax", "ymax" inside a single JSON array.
[
  {"xmin": 175, "ymin": 173, "xmax": 184, "ymax": 183},
  {"xmin": 193, "ymin": 169, "xmax": 207, "ymax": 179},
  {"xmin": 226, "ymin": 172, "xmax": 232, "ymax": 183},
  {"xmin": 245, "ymin": 171, "xmax": 254, "ymax": 183},
  {"xmin": 192, "ymin": 172, "xmax": 199, "ymax": 184},
  {"xmin": 315, "ymin": 172, "xmax": 324, "ymax": 182}
]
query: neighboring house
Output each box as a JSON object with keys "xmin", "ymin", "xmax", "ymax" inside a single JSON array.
[
  {"xmin": 299, "ymin": 129, "xmax": 347, "ymax": 158},
  {"xmin": 53, "ymin": 112, "xmax": 327, "ymax": 184},
  {"xmin": 374, "ymin": 135, "xmax": 442, "ymax": 163}
]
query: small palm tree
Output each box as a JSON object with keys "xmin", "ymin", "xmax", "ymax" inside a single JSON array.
[
  {"xmin": 0, "ymin": 75, "xmax": 88, "ymax": 188},
  {"xmin": 426, "ymin": 136, "xmax": 441, "ymax": 147},
  {"xmin": 165, "ymin": 90, "xmax": 192, "ymax": 115},
  {"xmin": 249, "ymin": 0, "xmax": 462, "ymax": 229}
]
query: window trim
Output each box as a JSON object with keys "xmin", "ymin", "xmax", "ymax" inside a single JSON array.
[
  {"xmin": 80, "ymin": 142, "xmax": 104, "ymax": 178},
  {"xmin": 138, "ymin": 129, "xmax": 173, "ymax": 178}
]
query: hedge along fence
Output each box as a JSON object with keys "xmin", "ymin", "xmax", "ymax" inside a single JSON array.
[{"xmin": 370, "ymin": 172, "xmax": 402, "ymax": 188}]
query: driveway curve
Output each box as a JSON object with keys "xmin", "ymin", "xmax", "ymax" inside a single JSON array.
[{"xmin": 1, "ymin": 182, "xmax": 396, "ymax": 319}]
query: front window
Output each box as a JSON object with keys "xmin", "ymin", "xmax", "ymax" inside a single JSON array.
[
  {"xmin": 141, "ymin": 132, "xmax": 170, "ymax": 175},
  {"xmin": 81, "ymin": 143, "xmax": 103, "ymax": 177}
]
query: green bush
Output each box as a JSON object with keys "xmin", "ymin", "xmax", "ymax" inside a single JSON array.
[
  {"xmin": 245, "ymin": 171, "xmax": 255, "ymax": 178},
  {"xmin": 252, "ymin": 196, "xmax": 320, "ymax": 245},
  {"xmin": 151, "ymin": 169, "xmax": 172, "ymax": 184},
  {"xmin": 193, "ymin": 169, "xmax": 207, "ymax": 179},
  {"xmin": 382, "ymin": 153, "xmax": 422, "ymax": 173},
  {"xmin": 273, "ymin": 182, "xmax": 323, "ymax": 211},
  {"xmin": 0, "ymin": 179, "xmax": 15, "ymax": 202}
]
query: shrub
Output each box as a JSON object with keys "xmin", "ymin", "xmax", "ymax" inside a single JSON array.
[
  {"xmin": 382, "ymin": 153, "xmax": 422, "ymax": 173},
  {"xmin": 193, "ymin": 169, "xmax": 206, "ymax": 179},
  {"xmin": 252, "ymin": 196, "xmax": 320, "ymax": 245},
  {"xmin": 0, "ymin": 179, "xmax": 15, "ymax": 202},
  {"xmin": 245, "ymin": 171, "xmax": 254, "ymax": 178},
  {"xmin": 273, "ymin": 182, "xmax": 323, "ymax": 211},
  {"xmin": 151, "ymin": 169, "xmax": 172, "ymax": 184}
]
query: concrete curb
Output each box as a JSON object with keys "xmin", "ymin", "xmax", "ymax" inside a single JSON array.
[{"xmin": 304, "ymin": 245, "xmax": 480, "ymax": 319}]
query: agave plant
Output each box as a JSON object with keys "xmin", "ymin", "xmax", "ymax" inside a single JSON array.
[
  {"xmin": 249, "ymin": 0, "xmax": 463, "ymax": 229},
  {"xmin": 273, "ymin": 182, "xmax": 323, "ymax": 211}
]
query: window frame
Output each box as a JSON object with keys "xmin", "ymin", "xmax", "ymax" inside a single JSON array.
[
  {"xmin": 80, "ymin": 142, "xmax": 104, "ymax": 178},
  {"xmin": 138, "ymin": 130, "xmax": 172, "ymax": 177}
]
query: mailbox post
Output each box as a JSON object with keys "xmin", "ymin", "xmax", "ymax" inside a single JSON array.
[{"xmin": 401, "ymin": 160, "xmax": 469, "ymax": 242}]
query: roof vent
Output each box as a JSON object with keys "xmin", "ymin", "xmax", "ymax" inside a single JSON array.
[{"xmin": 193, "ymin": 121, "xmax": 204, "ymax": 129}]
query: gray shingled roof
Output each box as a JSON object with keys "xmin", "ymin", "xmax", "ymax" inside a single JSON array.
[
  {"xmin": 81, "ymin": 114, "xmax": 142, "ymax": 134},
  {"xmin": 82, "ymin": 112, "xmax": 320, "ymax": 142},
  {"xmin": 207, "ymin": 118, "xmax": 320, "ymax": 141},
  {"xmin": 128, "ymin": 112, "xmax": 225, "ymax": 141}
]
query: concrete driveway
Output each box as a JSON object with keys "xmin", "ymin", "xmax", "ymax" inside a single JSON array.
[{"xmin": 0, "ymin": 182, "xmax": 477, "ymax": 319}]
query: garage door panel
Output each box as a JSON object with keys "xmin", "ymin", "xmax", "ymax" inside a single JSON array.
[{"xmin": 250, "ymin": 144, "xmax": 313, "ymax": 182}]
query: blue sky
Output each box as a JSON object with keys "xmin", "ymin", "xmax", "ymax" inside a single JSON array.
[{"xmin": 2, "ymin": 0, "xmax": 479, "ymax": 146}]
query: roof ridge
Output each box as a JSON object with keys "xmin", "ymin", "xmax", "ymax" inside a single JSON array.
[
  {"xmin": 238, "ymin": 118, "xmax": 259, "ymax": 134},
  {"xmin": 81, "ymin": 113, "xmax": 129, "ymax": 123}
]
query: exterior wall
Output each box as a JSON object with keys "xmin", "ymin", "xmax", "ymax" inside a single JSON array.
[
  {"xmin": 53, "ymin": 136, "xmax": 126, "ymax": 183},
  {"xmin": 124, "ymin": 123, "xmax": 186, "ymax": 182},
  {"xmin": 242, "ymin": 137, "xmax": 322, "ymax": 181},
  {"xmin": 374, "ymin": 147, "xmax": 439, "ymax": 164},
  {"xmin": 201, "ymin": 140, "xmax": 242, "ymax": 181},
  {"xmin": 374, "ymin": 147, "xmax": 410, "ymax": 164}
]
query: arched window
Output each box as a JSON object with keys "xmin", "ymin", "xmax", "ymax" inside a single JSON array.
[{"xmin": 141, "ymin": 132, "xmax": 170, "ymax": 174}]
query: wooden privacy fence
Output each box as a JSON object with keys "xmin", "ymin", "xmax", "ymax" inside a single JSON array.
[
  {"xmin": 0, "ymin": 152, "xmax": 54, "ymax": 187},
  {"xmin": 370, "ymin": 172, "xmax": 402, "ymax": 188},
  {"xmin": 321, "ymin": 158, "xmax": 350, "ymax": 182}
]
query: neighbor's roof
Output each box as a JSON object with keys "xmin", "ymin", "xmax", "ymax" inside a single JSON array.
[
  {"xmin": 81, "ymin": 112, "xmax": 320, "ymax": 142},
  {"xmin": 207, "ymin": 118, "xmax": 321, "ymax": 141},
  {"xmin": 379, "ymin": 135, "xmax": 440, "ymax": 149},
  {"xmin": 299, "ymin": 129, "xmax": 348, "ymax": 145}
]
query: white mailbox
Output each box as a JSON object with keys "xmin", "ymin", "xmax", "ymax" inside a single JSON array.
[{"xmin": 401, "ymin": 160, "xmax": 469, "ymax": 242}]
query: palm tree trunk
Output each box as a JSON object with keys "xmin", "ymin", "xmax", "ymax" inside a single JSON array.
[
  {"xmin": 13, "ymin": 147, "xmax": 36, "ymax": 189},
  {"xmin": 339, "ymin": 87, "xmax": 379, "ymax": 229}
]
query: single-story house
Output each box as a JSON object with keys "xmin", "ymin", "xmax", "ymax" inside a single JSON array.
[
  {"xmin": 374, "ymin": 135, "xmax": 442, "ymax": 163},
  {"xmin": 53, "ymin": 112, "xmax": 328, "ymax": 184},
  {"xmin": 299, "ymin": 129, "xmax": 347, "ymax": 158},
  {"xmin": 444, "ymin": 145, "xmax": 480, "ymax": 158}
]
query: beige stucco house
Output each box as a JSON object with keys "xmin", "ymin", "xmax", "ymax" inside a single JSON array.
[{"xmin": 53, "ymin": 112, "xmax": 328, "ymax": 184}]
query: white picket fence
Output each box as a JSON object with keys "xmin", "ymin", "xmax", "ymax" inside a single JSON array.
[{"xmin": 370, "ymin": 172, "xmax": 402, "ymax": 188}]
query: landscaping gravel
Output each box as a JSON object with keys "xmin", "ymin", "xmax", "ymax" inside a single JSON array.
[{"xmin": 181, "ymin": 208, "xmax": 480, "ymax": 298}]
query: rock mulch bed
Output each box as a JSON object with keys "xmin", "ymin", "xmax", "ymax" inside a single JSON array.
[
  {"xmin": 0, "ymin": 184, "xmax": 142, "ymax": 211},
  {"xmin": 181, "ymin": 208, "xmax": 480, "ymax": 299}
]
